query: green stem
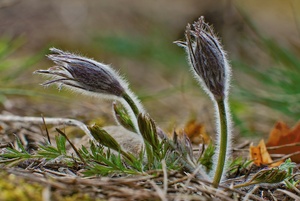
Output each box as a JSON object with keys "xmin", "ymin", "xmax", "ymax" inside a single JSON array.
[
  {"xmin": 122, "ymin": 92, "xmax": 140, "ymax": 117},
  {"xmin": 233, "ymin": 181, "xmax": 258, "ymax": 189},
  {"xmin": 212, "ymin": 99, "xmax": 228, "ymax": 188}
]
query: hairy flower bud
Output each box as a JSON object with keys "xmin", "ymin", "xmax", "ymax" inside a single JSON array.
[
  {"xmin": 175, "ymin": 16, "xmax": 231, "ymax": 101},
  {"xmin": 34, "ymin": 48, "xmax": 127, "ymax": 99}
]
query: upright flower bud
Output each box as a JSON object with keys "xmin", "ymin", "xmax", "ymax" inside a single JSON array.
[
  {"xmin": 176, "ymin": 16, "xmax": 233, "ymax": 187},
  {"xmin": 34, "ymin": 48, "xmax": 127, "ymax": 99},
  {"xmin": 175, "ymin": 16, "xmax": 231, "ymax": 101}
]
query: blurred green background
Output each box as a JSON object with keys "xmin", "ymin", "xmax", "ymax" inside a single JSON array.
[{"xmin": 0, "ymin": 0, "xmax": 299, "ymax": 140}]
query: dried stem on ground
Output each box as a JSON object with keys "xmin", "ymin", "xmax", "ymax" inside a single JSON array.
[{"xmin": 0, "ymin": 114, "xmax": 92, "ymax": 139}]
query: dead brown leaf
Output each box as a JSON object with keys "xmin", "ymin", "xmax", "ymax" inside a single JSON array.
[
  {"xmin": 250, "ymin": 139, "xmax": 282, "ymax": 167},
  {"xmin": 180, "ymin": 119, "xmax": 211, "ymax": 144},
  {"xmin": 266, "ymin": 121, "xmax": 300, "ymax": 163}
]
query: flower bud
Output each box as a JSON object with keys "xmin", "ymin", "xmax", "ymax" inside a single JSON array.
[
  {"xmin": 112, "ymin": 101, "xmax": 135, "ymax": 132},
  {"xmin": 175, "ymin": 16, "xmax": 231, "ymax": 101},
  {"xmin": 34, "ymin": 48, "xmax": 127, "ymax": 99}
]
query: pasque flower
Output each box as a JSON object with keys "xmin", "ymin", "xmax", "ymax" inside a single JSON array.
[
  {"xmin": 175, "ymin": 16, "xmax": 232, "ymax": 188},
  {"xmin": 35, "ymin": 48, "xmax": 127, "ymax": 99},
  {"xmin": 175, "ymin": 16, "xmax": 231, "ymax": 101},
  {"xmin": 35, "ymin": 48, "xmax": 144, "ymax": 133}
]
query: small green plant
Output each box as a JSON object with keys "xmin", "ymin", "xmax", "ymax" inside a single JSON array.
[
  {"xmin": 197, "ymin": 142, "xmax": 215, "ymax": 172},
  {"xmin": 1, "ymin": 135, "xmax": 32, "ymax": 162},
  {"xmin": 233, "ymin": 159, "xmax": 297, "ymax": 189},
  {"xmin": 227, "ymin": 157, "xmax": 252, "ymax": 177}
]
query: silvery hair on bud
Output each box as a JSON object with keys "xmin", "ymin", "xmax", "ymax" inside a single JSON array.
[
  {"xmin": 175, "ymin": 17, "xmax": 232, "ymax": 181},
  {"xmin": 35, "ymin": 48, "xmax": 127, "ymax": 98},
  {"xmin": 34, "ymin": 48, "xmax": 144, "ymax": 128},
  {"xmin": 175, "ymin": 16, "xmax": 231, "ymax": 101}
]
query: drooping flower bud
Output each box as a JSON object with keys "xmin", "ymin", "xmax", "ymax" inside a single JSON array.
[
  {"xmin": 175, "ymin": 16, "xmax": 231, "ymax": 101},
  {"xmin": 34, "ymin": 48, "xmax": 127, "ymax": 99}
]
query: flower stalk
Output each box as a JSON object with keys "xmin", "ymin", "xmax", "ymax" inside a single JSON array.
[
  {"xmin": 122, "ymin": 92, "xmax": 140, "ymax": 117},
  {"xmin": 213, "ymin": 99, "xmax": 229, "ymax": 187},
  {"xmin": 175, "ymin": 16, "xmax": 232, "ymax": 188}
]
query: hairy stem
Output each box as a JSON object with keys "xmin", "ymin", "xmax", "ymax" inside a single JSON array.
[
  {"xmin": 121, "ymin": 92, "xmax": 143, "ymax": 134},
  {"xmin": 212, "ymin": 99, "xmax": 228, "ymax": 188},
  {"xmin": 122, "ymin": 92, "xmax": 140, "ymax": 117}
]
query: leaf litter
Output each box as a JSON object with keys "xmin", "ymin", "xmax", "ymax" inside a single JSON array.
[{"xmin": 0, "ymin": 114, "xmax": 300, "ymax": 200}]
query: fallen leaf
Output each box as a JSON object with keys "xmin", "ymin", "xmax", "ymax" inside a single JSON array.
[
  {"xmin": 250, "ymin": 139, "xmax": 282, "ymax": 167},
  {"xmin": 177, "ymin": 119, "xmax": 211, "ymax": 144},
  {"xmin": 266, "ymin": 121, "xmax": 300, "ymax": 163},
  {"xmin": 250, "ymin": 139, "xmax": 272, "ymax": 166},
  {"xmin": 266, "ymin": 121, "xmax": 290, "ymax": 146}
]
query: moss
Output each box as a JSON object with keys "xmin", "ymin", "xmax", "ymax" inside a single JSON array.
[
  {"xmin": 0, "ymin": 172, "xmax": 102, "ymax": 201},
  {"xmin": 0, "ymin": 173, "xmax": 42, "ymax": 201}
]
